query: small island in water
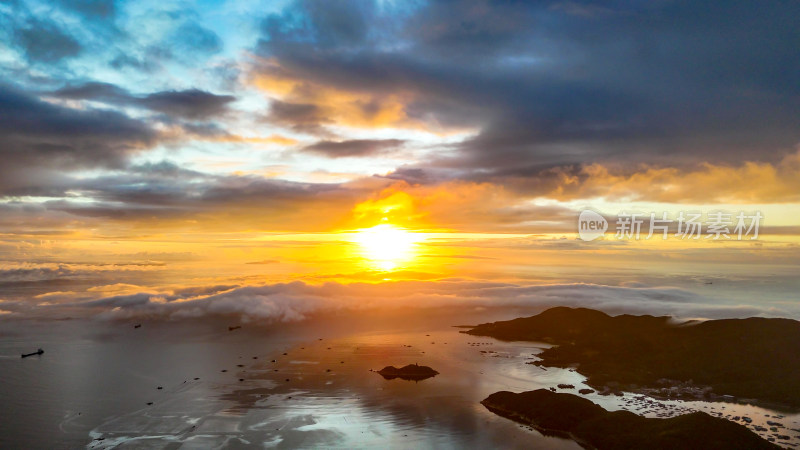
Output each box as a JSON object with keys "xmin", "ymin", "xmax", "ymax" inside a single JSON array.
[
  {"xmin": 466, "ymin": 307, "xmax": 800, "ymax": 408},
  {"xmin": 482, "ymin": 389, "xmax": 779, "ymax": 449},
  {"xmin": 376, "ymin": 364, "xmax": 439, "ymax": 381}
]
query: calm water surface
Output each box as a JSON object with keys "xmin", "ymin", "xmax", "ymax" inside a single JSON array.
[{"xmin": 1, "ymin": 313, "xmax": 798, "ymax": 449}]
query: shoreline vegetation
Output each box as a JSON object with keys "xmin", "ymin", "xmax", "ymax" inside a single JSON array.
[
  {"xmin": 465, "ymin": 307, "xmax": 800, "ymax": 409},
  {"xmin": 481, "ymin": 389, "xmax": 779, "ymax": 449}
]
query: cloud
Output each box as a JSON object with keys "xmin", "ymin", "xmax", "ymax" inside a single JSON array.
[
  {"xmin": 13, "ymin": 18, "xmax": 82, "ymax": 62},
  {"xmin": 0, "ymin": 262, "xmax": 160, "ymax": 284},
  {"xmin": 490, "ymin": 149, "xmax": 800, "ymax": 204},
  {"xmin": 251, "ymin": 0, "xmax": 800, "ymax": 177},
  {"xmin": 302, "ymin": 139, "xmax": 405, "ymax": 158},
  {"xmin": 54, "ymin": 83, "xmax": 236, "ymax": 120},
  {"xmin": 1, "ymin": 0, "xmax": 799, "ymax": 241},
  {"xmin": 20, "ymin": 280, "xmax": 797, "ymax": 322},
  {"xmin": 54, "ymin": 0, "xmax": 116, "ymax": 18},
  {"xmin": 180, "ymin": 122, "xmax": 297, "ymax": 146},
  {"xmin": 347, "ymin": 180, "xmax": 578, "ymax": 232},
  {"xmin": 250, "ymin": 57, "xmax": 428, "ymax": 132},
  {"xmin": 139, "ymin": 89, "xmax": 235, "ymax": 119},
  {"xmin": 0, "ymin": 83, "xmax": 157, "ymax": 193},
  {"xmin": 52, "ymin": 82, "xmax": 129, "ymax": 102},
  {"xmin": 0, "ymin": 162, "xmax": 570, "ymax": 234},
  {"xmin": 170, "ymin": 21, "xmax": 223, "ymax": 55},
  {"xmin": 264, "ymin": 99, "xmax": 332, "ymax": 135},
  {"xmin": 0, "ymin": 161, "xmax": 371, "ymax": 232}
]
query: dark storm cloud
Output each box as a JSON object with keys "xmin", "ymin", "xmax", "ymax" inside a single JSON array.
[
  {"xmin": 2, "ymin": 159, "xmax": 358, "ymax": 226},
  {"xmin": 54, "ymin": 82, "xmax": 236, "ymax": 119},
  {"xmin": 53, "ymin": 82, "xmax": 129, "ymax": 103},
  {"xmin": 255, "ymin": 0, "xmax": 800, "ymax": 178},
  {"xmin": 302, "ymin": 139, "xmax": 405, "ymax": 158},
  {"xmin": 261, "ymin": 0, "xmax": 375, "ymax": 49},
  {"xmin": 198, "ymin": 175, "xmax": 343, "ymax": 204},
  {"xmin": 0, "ymin": 83, "xmax": 157, "ymax": 193},
  {"xmin": 139, "ymin": 89, "xmax": 235, "ymax": 119},
  {"xmin": 40, "ymin": 162, "xmax": 213, "ymax": 212}
]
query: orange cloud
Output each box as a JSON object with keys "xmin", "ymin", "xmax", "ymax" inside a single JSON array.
[
  {"xmin": 157, "ymin": 122, "xmax": 298, "ymax": 146},
  {"xmin": 344, "ymin": 180, "xmax": 560, "ymax": 232},
  {"xmin": 548, "ymin": 150, "xmax": 800, "ymax": 204},
  {"xmin": 352, "ymin": 190, "xmax": 417, "ymax": 222},
  {"xmin": 212, "ymin": 133, "xmax": 298, "ymax": 146},
  {"xmin": 251, "ymin": 58, "xmax": 431, "ymax": 131}
]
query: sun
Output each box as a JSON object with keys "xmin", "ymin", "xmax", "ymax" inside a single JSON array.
[{"xmin": 352, "ymin": 224, "xmax": 423, "ymax": 271}]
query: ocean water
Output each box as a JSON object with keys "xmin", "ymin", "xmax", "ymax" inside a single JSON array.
[{"xmin": 1, "ymin": 311, "xmax": 798, "ymax": 449}]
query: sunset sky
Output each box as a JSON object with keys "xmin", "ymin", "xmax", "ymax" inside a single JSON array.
[{"xmin": 1, "ymin": 0, "xmax": 799, "ymax": 322}]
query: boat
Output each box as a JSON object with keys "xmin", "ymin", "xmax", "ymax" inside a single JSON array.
[{"xmin": 21, "ymin": 348, "xmax": 44, "ymax": 358}]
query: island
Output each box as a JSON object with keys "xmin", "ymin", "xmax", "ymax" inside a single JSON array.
[
  {"xmin": 481, "ymin": 389, "xmax": 779, "ymax": 449},
  {"xmin": 466, "ymin": 307, "xmax": 800, "ymax": 408},
  {"xmin": 376, "ymin": 364, "xmax": 439, "ymax": 381}
]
